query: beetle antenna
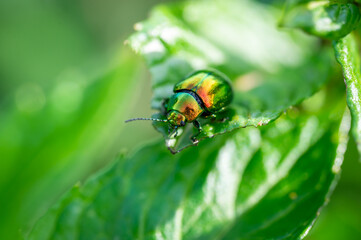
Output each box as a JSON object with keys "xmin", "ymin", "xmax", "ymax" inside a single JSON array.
[{"xmin": 125, "ymin": 117, "xmax": 168, "ymax": 123}]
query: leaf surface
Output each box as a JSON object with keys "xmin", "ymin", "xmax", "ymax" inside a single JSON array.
[
  {"xmin": 334, "ymin": 33, "xmax": 361, "ymax": 157},
  {"xmin": 29, "ymin": 102, "xmax": 349, "ymax": 239}
]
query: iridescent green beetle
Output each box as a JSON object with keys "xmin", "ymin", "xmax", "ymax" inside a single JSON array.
[{"xmin": 126, "ymin": 70, "xmax": 233, "ymax": 139}]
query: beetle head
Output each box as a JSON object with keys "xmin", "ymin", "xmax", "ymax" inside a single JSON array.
[{"xmin": 167, "ymin": 110, "xmax": 186, "ymax": 126}]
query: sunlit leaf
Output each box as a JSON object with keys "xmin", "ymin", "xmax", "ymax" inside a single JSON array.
[{"xmin": 281, "ymin": 1, "xmax": 361, "ymax": 39}]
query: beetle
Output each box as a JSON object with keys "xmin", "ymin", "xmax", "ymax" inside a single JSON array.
[{"xmin": 126, "ymin": 69, "xmax": 233, "ymax": 141}]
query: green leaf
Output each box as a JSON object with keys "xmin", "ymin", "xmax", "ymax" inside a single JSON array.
[
  {"xmin": 127, "ymin": 0, "xmax": 332, "ymax": 153},
  {"xmin": 28, "ymin": 102, "xmax": 349, "ymax": 240},
  {"xmin": 0, "ymin": 49, "xmax": 145, "ymax": 239},
  {"xmin": 281, "ymin": 1, "xmax": 361, "ymax": 40},
  {"xmin": 334, "ymin": 33, "xmax": 361, "ymax": 156}
]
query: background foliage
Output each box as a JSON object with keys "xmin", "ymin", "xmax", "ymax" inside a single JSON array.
[{"xmin": 1, "ymin": 0, "xmax": 361, "ymax": 239}]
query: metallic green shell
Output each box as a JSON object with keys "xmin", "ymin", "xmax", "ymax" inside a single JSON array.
[
  {"xmin": 167, "ymin": 92, "xmax": 204, "ymax": 122},
  {"xmin": 174, "ymin": 70, "xmax": 233, "ymax": 112}
]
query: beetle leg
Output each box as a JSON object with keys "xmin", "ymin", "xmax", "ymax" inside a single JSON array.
[
  {"xmin": 220, "ymin": 116, "xmax": 230, "ymax": 123},
  {"xmin": 215, "ymin": 108, "xmax": 231, "ymax": 123},
  {"xmin": 206, "ymin": 112, "xmax": 230, "ymax": 123},
  {"xmin": 173, "ymin": 126, "xmax": 179, "ymax": 138},
  {"xmin": 191, "ymin": 120, "xmax": 202, "ymax": 144},
  {"xmin": 169, "ymin": 126, "xmax": 178, "ymax": 138},
  {"xmin": 193, "ymin": 120, "xmax": 202, "ymax": 132},
  {"xmin": 203, "ymin": 113, "xmax": 217, "ymax": 119}
]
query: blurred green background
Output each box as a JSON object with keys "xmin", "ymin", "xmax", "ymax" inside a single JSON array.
[{"xmin": 0, "ymin": 0, "xmax": 360, "ymax": 239}]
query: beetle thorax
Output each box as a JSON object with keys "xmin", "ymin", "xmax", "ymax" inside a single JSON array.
[
  {"xmin": 167, "ymin": 92, "xmax": 204, "ymax": 123},
  {"xmin": 167, "ymin": 110, "xmax": 186, "ymax": 126}
]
